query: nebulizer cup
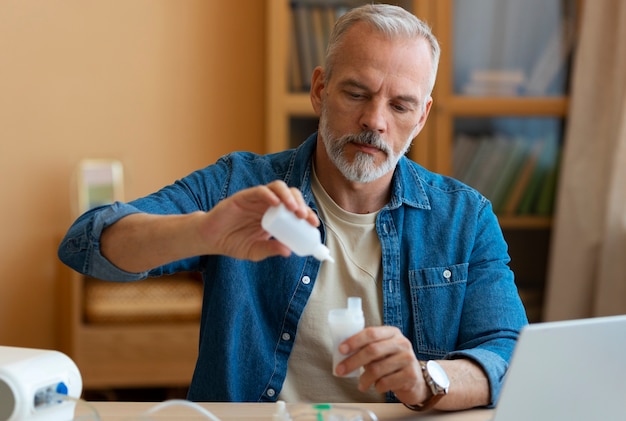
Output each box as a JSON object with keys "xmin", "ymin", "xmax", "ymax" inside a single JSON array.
[{"xmin": 328, "ymin": 297, "xmax": 365, "ymax": 377}]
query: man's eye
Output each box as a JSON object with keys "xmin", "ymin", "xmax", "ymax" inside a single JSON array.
[
  {"xmin": 392, "ymin": 103, "xmax": 409, "ymax": 113},
  {"xmin": 347, "ymin": 92, "xmax": 365, "ymax": 100}
]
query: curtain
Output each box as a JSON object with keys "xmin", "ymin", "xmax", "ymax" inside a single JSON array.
[{"xmin": 543, "ymin": 1, "xmax": 626, "ymax": 320}]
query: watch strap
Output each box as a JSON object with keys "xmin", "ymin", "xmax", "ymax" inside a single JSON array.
[{"xmin": 403, "ymin": 361, "xmax": 446, "ymax": 412}]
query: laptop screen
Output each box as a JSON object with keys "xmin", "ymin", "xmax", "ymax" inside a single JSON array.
[{"xmin": 492, "ymin": 315, "xmax": 626, "ymax": 421}]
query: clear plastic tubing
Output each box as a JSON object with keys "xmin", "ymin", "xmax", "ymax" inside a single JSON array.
[
  {"xmin": 328, "ymin": 297, "xmax": 365, "ymax": 377},
  {"xmin": 261, "ymin": 203, "xmax": 334, "ymax": 262}
]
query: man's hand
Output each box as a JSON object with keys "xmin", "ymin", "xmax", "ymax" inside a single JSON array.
[
  {"xmin": 334, "ymin": 326, "xmax": 430, "ymax": 406},
  {"xmin": 333, "ymin": 326, "xmax": 491, "ymax": 411},
  {"xmin": 101, "ymin": 180, "xmax": 319, "ymax": 272},
  {"xmin": 200, "ymin": 180, "xmax": 319, "ymax": 261}
]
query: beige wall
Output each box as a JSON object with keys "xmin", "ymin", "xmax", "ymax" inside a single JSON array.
[{"xmin": 0, "ymin": 1, "xmax": 265, "ymax": 348}]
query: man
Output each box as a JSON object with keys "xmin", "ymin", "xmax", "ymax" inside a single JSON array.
[{"xmin": 59, "ymin": 4, "xmax": 527, "ymax": 411}]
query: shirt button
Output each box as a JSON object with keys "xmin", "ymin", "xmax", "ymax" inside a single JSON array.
[
  {"xmin": 443, "ymin": 269, "xmax": 452, "ymax": 279},
  {"xmin": 302, "ymin": 276, "xmax": 311, "ymax": 285},
  {"xmin": 282, "ymin": 332, "xmax": 291, "ymax": 341},
  {"xmin": 267, "ymin": 388, "xmax": 276, "ymax": 397}
]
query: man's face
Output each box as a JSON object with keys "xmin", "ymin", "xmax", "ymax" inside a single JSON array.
[
  {"xmin": 318, "ymin": 102, "xmax": 409, "ymax": 183},
  {"xmin": 313, "ymin": 23, "xmax": 433, "ymax": 183}
]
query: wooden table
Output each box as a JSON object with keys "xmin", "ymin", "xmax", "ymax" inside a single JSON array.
[{"xmin": 80, "ymin": 401, "xmax": 493, "ymax": 421}]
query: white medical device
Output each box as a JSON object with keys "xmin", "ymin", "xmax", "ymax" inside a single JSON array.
[{"xmin": 0, "ymin": 346, "xmax": 82, "ymax": 421}]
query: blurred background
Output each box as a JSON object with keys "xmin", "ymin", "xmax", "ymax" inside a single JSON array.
[{"xmin": 0, "ymin": 0, "xmax": 265, "ymax": 350}]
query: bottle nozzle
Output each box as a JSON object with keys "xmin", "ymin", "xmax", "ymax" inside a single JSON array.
[
  {"xmin": 347, "ymin": 297, "xmax": 362, "ymax": 314},
  {"xmin": 314, "ymin": 244, "xmax": 335, "ymax": 263}
]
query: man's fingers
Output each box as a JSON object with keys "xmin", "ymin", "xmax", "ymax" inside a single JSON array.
[
  {"xmin": 265, "ymin": 181, "xmax": 319, "ymax": 225},
  {"xmin": 358, "ymin": 350, "xmax": 420, "ymax": 392},
  {"xmin": 335, "ymin": 326, "xmax": 401, "ymax": 375}
]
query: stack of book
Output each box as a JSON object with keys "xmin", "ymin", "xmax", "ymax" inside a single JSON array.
[
  {"xmin": 453, "ymin": 134, "xmax": 561, "ymax": 216},
  {"xmin": 462, "ymin": 70, "xmax": 526, "ymax": 96},
  {"xmin": 289, "ymin": 0, "xmax": 356, "ymax": 91}
]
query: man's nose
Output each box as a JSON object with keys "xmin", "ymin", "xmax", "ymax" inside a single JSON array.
[{"xmin": 359, "ymin": 100, "xmax": 387, "ymax": 133}]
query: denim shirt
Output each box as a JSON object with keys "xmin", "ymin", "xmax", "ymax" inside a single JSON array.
[{"xmin": 58, "ymin": 134, "xmax": 527, "ymax": 405}]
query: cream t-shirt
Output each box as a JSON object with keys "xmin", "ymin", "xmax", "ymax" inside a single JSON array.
[{"xmin": 278, "ymin": 169, "xmax": 385, "ymax": 402}]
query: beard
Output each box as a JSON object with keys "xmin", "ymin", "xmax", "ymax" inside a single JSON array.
[{"xmin": 319, "ymin": 107, "xmax": 413, "ymax": 183}]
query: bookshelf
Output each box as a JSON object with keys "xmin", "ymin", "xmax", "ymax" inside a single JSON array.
[
  {"xmin": 265, "ymin": 0, "xmax": 425, "ymax": 155},
  {"xmin": 265, "ymin": 0, "xmax": 579, "ymax": 321}
]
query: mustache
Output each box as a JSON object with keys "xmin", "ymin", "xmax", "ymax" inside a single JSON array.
[{"xmin": 342, "ymin": 131, "xmax": 389, "ymax": 153}]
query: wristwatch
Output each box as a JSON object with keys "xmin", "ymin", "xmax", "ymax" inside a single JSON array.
[{"xmin": 404, "ymin": 360, "xmax": 450, "ymax": 411}]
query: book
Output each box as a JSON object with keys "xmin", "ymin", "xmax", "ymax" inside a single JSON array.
[
  {"xmin": 489, "ymin": 137, "xmax": 531, "ymax": 213},
  {"xmin": 525, "ymin": 14, "xmax": 576, "ymax": 95},
  {"xmin": 534, "ymin": 140, "xmax": 562, "ymax": 215},
  {"xmin": 502, "ymin": 137, "xmax": 546, "ymax": 215},
  {"xmin": 463, "ymin": 70, "xmax": 526, "ymax": 96},
  {"xmin": 309, "ymin": 6, "xmax": 327, "ymax": 67},
  {"xmin": 517, "ymin": 134, "xmax": 559, "ymax": 214},
  {"xmin": 472, "ymin": 135, "xmax": 513, "ymax": 198},
  {"xmin": 288, "ymin": 18, "xmax": 304, "ymax": 92},
  {"xmin": 320, "ymin": 5, "xmax": 335, "ymax": 49},
  {"xmin": 456, "ymin": 136, "xmax": 495, "ymax": 189},
  {"xmin": 452, "ymin": 134, "xmax": 481, "ymax": 179},
  {"xmin": 292, "ymin": 2, "xmax": 314, "ymax": 90}
]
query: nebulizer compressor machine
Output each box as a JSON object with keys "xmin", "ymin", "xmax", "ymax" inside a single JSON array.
[{"xmin": 0, "ymin": 346, "xmax": 82, "ymax": 421}]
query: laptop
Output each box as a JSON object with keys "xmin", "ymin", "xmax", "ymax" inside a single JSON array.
[{"xmin": 492, "ymin": 314, "xmax": 626, "ymax": 421}]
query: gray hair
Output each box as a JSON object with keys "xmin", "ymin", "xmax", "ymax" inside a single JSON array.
[{"xmin": 325, "ymin": 3, "xmax": 440, "ymax": 96}]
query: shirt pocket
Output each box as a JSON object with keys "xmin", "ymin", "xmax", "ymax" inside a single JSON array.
[{"xmin": 409, "ymin": 263, "xmax": 468, "ymax": 357}]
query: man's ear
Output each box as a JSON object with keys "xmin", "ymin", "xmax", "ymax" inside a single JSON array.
[
  {"xmin": 409, "ymin": 96, "xmax": 434, "ymax": 141},
  {"xmin": 417, "ymin": 96, "xmax": 433, "ymax": 129},
  {"xmin": 310, "ymin": 66, "xmax": 326, "ymax": 116}
]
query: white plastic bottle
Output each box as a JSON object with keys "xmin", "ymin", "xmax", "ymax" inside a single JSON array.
[
  {"xmin": 272, "ymin": 400, "xmax": 292, "ymax": 421},
  {"xmin": 261, "ymin": 203, "xmax": 334, "ymax": 262},
  {"xmin": 328, "ymin": 297, "xmax": 365, "ymax": 377}
]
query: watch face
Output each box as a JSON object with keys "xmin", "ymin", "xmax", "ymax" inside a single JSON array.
[{"xmin": 427, "ymin": 361, "xmax": 450, "ymax": 390}]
